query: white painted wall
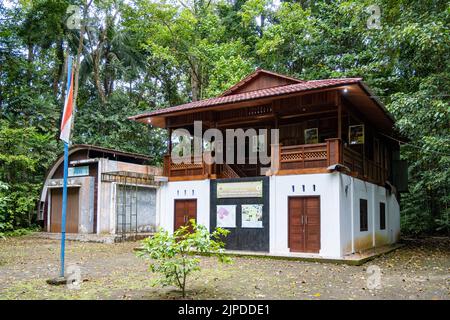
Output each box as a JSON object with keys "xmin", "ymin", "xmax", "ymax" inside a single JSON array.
[
  {"xmin": 98, "ymin": 180, "xmax": 113, "ymax": 234},
  {"xmin": 270, "ymin": 173, "xmax": 342, "ymax": 258},
  {"xmin": 98, "ymin": 159, "xmax": 162, "ymax": 234},
  {"xmin": 159, "ymin": 179, "xmax": 210, "ymax": 233},
  {"xmin": 338, "ymin": 174, "xmax": 400, "ymax": 255},
  {"xmin": 160, "ymin": 173, "xmax": 400, "ymax": 259}
]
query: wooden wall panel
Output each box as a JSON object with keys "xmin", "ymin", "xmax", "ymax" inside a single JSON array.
[{"xmin": 50, "ymin": 187, "xmax": 79, "ymax": 233}]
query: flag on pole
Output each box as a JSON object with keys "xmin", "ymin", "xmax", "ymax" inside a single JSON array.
[
  {"xmin": 59, "ymin": 55, "xmax": 74, "ymax": 278},
  {"xmin": 60, "ymin": 57, "xmax": 74, "ymax": 143}
]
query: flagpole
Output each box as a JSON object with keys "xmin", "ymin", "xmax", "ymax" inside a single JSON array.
[
  {"xmin": 59, "ymin": 55, "xmax": 73, "ymax": 278},
  {"xmin": 60, "ymin": 141, "xmax": 69, "ymax": 277}
]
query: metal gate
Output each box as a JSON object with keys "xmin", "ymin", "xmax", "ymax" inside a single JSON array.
[
  {"xmin": 102, "ymin": 171, "xmax": 160, "ymax": 240},
  {"xmin": 116, "ymin": 184, "xmax": 138, "ymax": 235}
]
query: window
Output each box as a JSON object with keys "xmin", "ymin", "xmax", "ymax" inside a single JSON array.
[
  {"xmin": 360, "ymin": 199, "xmax": 368, "ymax": 231},
  {"xmin": 68, "ymin": 166, "xmax": 89, "ymax": 177},
  {"xmin": 380, "ymin": 202, "xmax": 386, "ymax": 230}
]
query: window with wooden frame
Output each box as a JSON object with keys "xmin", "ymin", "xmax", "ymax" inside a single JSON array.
[
  {"xmin": 379, "ymin": 202, "xmax": 386, "ymax": 230},
  {"xmin": 360, "ymin": 199, "xmax": 368, "ymax": 231}
]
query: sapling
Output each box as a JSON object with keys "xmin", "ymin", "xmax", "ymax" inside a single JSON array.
[{"xmin": 137, "ymin": 219, "xmax": 231, "ymax": 298}]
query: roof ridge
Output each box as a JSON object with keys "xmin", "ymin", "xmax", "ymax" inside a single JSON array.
[
  {"xmin": 219, "ymin": 68, "xmax": 304, "ymax": 97},
  {"xmin": 306, "ymin": 77, "xmax": 363, "ymax": 82},
  {"xmin": 72, "ymin": 144, "xmax": 153, "ymax": 160}
]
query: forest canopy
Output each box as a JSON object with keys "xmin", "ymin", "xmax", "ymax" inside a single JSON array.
[{"xmin": 0, "ymin": 0, "xmax": 449, "ymax": 235}]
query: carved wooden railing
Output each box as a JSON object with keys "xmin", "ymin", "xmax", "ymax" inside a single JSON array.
[
  {"xmin": 277, "ymin": 138, "xmax": 342, "ymax": 171},
  {"xmin": 163, "ymin": 139, "xmax": 387, "ymax": 184},
  {"xmin": 163, "ymin": 154, "xmax": 205, "ymax": 178}
]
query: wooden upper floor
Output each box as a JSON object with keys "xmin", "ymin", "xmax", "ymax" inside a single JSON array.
[{"xmin": 131, "ymin": 69, "xmax": 401, "ymax": 187}]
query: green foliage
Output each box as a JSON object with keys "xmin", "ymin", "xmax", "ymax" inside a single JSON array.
[
  {"xmin": 0, "ymin": 226, "xmax": 41, "ymax": 240},
  {"xmin": 137, "ymin": 220, "xmax": 231, "ymax": 297},
  {"xmin": 0, "ymin": 121, "xmax": 56, "ymax": 232},
  {"xmin": 0, "ymin": 0, "xmax": 449, "ymax": 235}
]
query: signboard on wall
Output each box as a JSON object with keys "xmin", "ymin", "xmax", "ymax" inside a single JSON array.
[
  {"xmin": 217, "ymin": 181, "xmax": 263, "ymax": 198},
  {"xmin": 68, "ymin": 166, "xmax": 89, "ymax": 177},
  {"xmin": 241, "ymin": 204, "xmax": 263, "ymax": 228},
  {"xmin": 304, "ymin": 128, "xmax": 319, "ymax": 144},
  {"xmin": 216, "ymin": 205, "xmax": 236, "ymax": 228},
  {"xmin": 349, "ymin": 125, "xmax": 365, "ymax": 144}
]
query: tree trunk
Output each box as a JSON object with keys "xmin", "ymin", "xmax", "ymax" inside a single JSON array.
[
  {"xmin": 53, "ymin": 40, "xmax": 65, "ymax": 97},
  {"xmin": 27, "ymin": 41, "xmax": 34, "ymax": 84},
  {"xmin": 190, "ymin": 62, "xmax": 201, "ymax": 102},
  {"xmin": 93, "ymin": 50, "xmax": 106, "ymax": 104}
]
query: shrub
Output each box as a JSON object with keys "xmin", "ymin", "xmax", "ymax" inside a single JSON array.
[{"xmin": 137, "ymin": 220, "xmax": 231, "ymax": 297}]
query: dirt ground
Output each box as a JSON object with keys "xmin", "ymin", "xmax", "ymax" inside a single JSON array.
[{"xmin": 0, "ymin": 235, "xmax": 449, "ymax": 300}]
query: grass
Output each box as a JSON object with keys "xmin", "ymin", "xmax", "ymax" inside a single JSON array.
[{"xmin": 0, "ymin": 227, "xmax": 41, "ymax": 239}]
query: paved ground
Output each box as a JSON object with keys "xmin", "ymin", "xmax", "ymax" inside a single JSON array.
[{"xmin": 0, "ymin": 235, "xmax": 449, "ymax": 300}]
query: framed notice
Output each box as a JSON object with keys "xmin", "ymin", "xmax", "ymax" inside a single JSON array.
[
  {"xmin": 216, "ymin": 205, "xmax": 236, "ymax": 228},
  {"xmin": 241, "ymin": 204, "xmax": 263, "ymax": 228},
  {"xmin": 304, "ymin": 128, "xmax": 318, "ymax": 144},
  {"xmin": 349, "ymin": 125, "xmax": 365, "ymax": 145},
  {"xmin": 217, "ymin": 181, "xmax": 263, "ymax": 198}
]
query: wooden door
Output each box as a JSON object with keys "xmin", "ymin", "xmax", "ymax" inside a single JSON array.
[
  {"xmin": 174, "ymin": 199, "xmax": 197, "ymax": 232},
  {"xmin": 50, "ymin": 188, "xmax": 79, "ymax": 233},
  {"xmin": 288, "ymin": 196, "xmax": 320, "ymax": 253}
]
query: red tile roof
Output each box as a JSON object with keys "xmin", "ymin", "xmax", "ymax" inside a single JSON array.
[{"xmin": 130, "ymin": 77, "xmax": 362, "ymax": 120}]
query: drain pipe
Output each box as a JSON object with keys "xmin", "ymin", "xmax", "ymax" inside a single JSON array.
[{"xmin": 350, "ymin": 176, "xmax": 355, "ymax": 253}]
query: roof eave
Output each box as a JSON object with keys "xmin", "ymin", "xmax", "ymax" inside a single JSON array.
[
  {"xmin": 358, "ymin": 81, "xmax": 396, "ymax": 124},
  {"xmin": 130, "ymin": 80, "xmax": 363, "ymax": 123}
]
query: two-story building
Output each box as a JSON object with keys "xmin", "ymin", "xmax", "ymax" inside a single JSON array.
[{"xmin": 130, "ymin": 69, "xmax": 405, "ymax": 259}]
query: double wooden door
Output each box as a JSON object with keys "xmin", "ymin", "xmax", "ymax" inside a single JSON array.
[
  {"xmin": 174, "ymin": 199, "xmax": 197, "ymax": 232},
  {"xmin": 288, "ymin": 196, "xmax": 320, "ymax": 253}
]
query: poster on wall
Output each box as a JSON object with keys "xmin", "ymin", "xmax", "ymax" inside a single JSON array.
[
  {"xmin": 216, "ymin": 205, "xmax": 236, "ymax": 228},
  {"xmin": 349, "ymin": 124, "xmax": 365, "ymax": 144},
  {"xmin": 241, "ymin": 204, "xmax": 263, "ymax": 228},
  {"xmin": 304, "ymin": 128, "xmax": 318, "ymax": 144}
]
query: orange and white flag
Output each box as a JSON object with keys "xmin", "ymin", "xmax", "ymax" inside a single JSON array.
[{"xmin": 60, "ymin": 57, "xmax": 74, "ymax": 143}]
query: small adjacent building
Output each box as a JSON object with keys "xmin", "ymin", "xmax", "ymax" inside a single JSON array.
[
  {"xmin": 130, "ymin": 69, "xmax": 407, "ymax": 259},
  {"xmin": 39, "ymin": 144, "xmax": 163, "ymax": 237}
]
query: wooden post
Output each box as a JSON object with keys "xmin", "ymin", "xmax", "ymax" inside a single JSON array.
[
  {"xmin": 163, "ymin": 154, "xmax": 170, "ymax": 177},
  {"xmin": 270, "ymin": 143, "xmax": 280, "ymax": 175},
  {"xmin": 326, "ymin": 138, "xmax": 342, "ymax": 166},
  {"xmin": 337, "ymin": 93, "xmax": 342, "ymax": 140},
  {"xmin": 168, "ymin": 127, "xmax": 172, "ymax": 156},
  {"xmin": 336, "ymin": 91, "xmax": 343, "ymax": 163}
]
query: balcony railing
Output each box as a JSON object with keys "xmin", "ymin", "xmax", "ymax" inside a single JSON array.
[
  {"xmin": 163, "ymin": 138, "xmax": 388, "ymax": 185},
  {"xmin": 276, "ymin": 138, "xmax": 341, "ymax": 172},
  {"xmin": 163, "ymin": 155, "xmax": 207, "ymax": 179}
]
